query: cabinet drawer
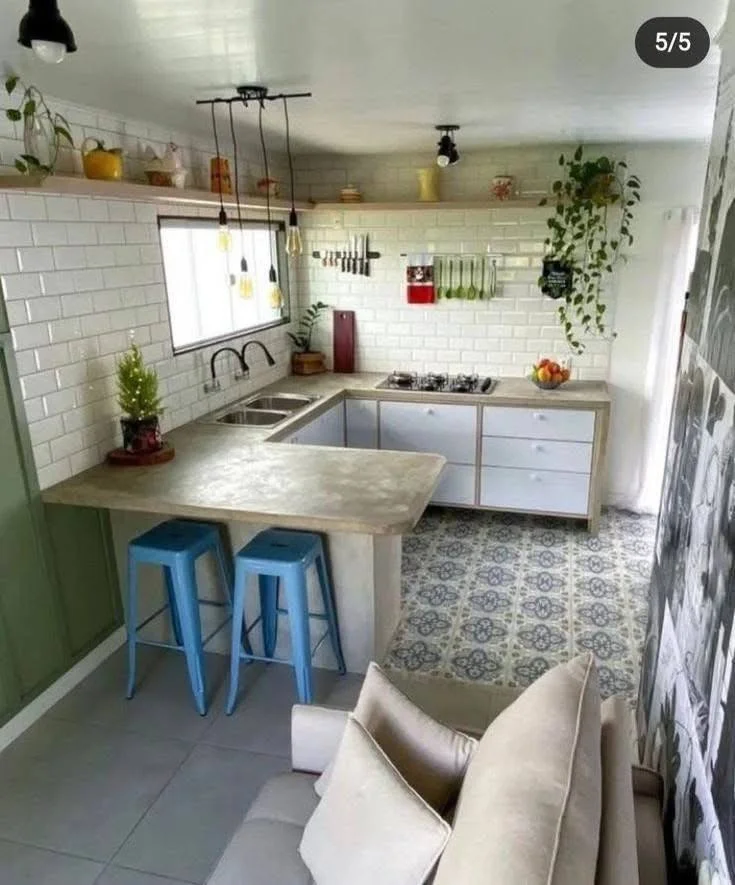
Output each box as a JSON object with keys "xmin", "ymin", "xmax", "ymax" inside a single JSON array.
[
  {"xmin": 482, "ymin": 406, "xmax": 595, "ymax": 442},
  {"xmin": 480, "ymin": 467, "xmax": 590, "ymax": 515},
  {"xmin": 432, "ymin": 464, "xmax": 476, "ymax": 506},
  {"xmin": 380, "ymin": 401, "xmax": 477, "ymax": 464},
  {"xmin": 481, "ymin": 436, "xmax": 592, "ymax": 473}
]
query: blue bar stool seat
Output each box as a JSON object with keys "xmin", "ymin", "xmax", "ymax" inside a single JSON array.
[
  {"xmin": 126, "ymin": 519, "xmax": 241, "ymax": 715},
  {"xmin": 226, "ymin": 528, "xmax": 345, "ymax": 713}
]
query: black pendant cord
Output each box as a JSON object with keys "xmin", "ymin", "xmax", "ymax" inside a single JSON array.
[
  {"xmin": 210, "ymin": 104, "xmax": 226, "ymax": 217},
  {"xmin": 227, "ymin": 102, "xmax": 246, "ymax": 268},
  {"xmin": 282, "ymin": 96, "xmax": 297, "ymax": 215},
  {"xmin": 258, "ymin": 101, "xmax": 276, "ymax": 279}
]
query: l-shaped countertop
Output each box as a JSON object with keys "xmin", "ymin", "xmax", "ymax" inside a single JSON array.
[{"xmin": 41, "ymin": 373, "xmax": 611, "ymax": 535}]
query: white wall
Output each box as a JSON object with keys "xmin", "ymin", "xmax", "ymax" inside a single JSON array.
[
  {"xmin": 0, "ymin": 99, "xmax": 294, "ymax": 490},
  {"xmin": 294, "ymin": 144, "xmax": 710, "ymax": 506}
]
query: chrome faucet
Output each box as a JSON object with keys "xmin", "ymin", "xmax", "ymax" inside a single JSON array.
[
  {"xmin": 241, "ymin": 340, "xmax": 276, "ymax": 372},
  {"xmin": 210, "ymin": 346, "xmax": 247, "ymax": 381}
]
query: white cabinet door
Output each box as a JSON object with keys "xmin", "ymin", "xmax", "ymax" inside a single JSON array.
[
  {"xmin": 482, "ymin": 406, "xmax": 595, "ymax": 442},
  {"xmin": 379, "ymin": 401, "xmax": 477, "ymax": 464},
  {"xmin": 346, "ymin": 399, "xmax": 378, "ymax": 448},
  {"xmin": 292, "ymin": 402, "xmax": 345, "ymax": 447},
  {"xmin": 480, "ymin": 466, "xmax": 590, "ymax": 515},
  {"xmin": 432, "ymin": 464, "xmax": 476, "ymax": 506}
]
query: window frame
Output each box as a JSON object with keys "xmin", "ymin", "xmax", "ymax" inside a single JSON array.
[{"xmin": 158, "ymin": 214, "xmax": 292, "ymax": 356}]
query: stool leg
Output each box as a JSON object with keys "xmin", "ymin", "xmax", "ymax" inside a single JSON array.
[
  {"xmin": 213, "ymin": 537, "xmax": 234, "ymax": 608},
  {"xmin": 226, "ymin": 560, "xmax": 249, "ymax": 715},
  {"xmin": 171, "ymin": 558, "xmax": 208, "ymax": 716},
  {"xmin": 126, "ymin": 549, "xmax": 138, "ymax": 699},
  {"xmin": 259, "ymin": 575, "xmax": 280, "ymax": 658},
  {"xmin": 284, "ymin": 568, "xmax": 313, "ymax": 703},
  {"xmin": 315, "ymin": 545, "xmax": 346, "ymax": 675},
  {"xmin": 164, "ymin": 566, "xmax": 183, "ymax": 647}
]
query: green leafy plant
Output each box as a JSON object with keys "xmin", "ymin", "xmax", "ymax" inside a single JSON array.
[
  {"xmin": 539, "ymin": 146, "xmax": 641, "ymax": 353},
  {"xmin": 117, "ymin": 343, "xmax": 163, "ymax": 419},
  {"xmin": 287, "ymin": 301, "xmax": 329, "ymax": 352},
  {"xmin": 4, "ymin": 74, "xmax": 74, "ymax": 177}
]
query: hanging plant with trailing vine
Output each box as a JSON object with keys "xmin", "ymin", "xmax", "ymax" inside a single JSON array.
[{"xmin": 539, "ymin": 146, "xmax": 641, "ymax": 353}]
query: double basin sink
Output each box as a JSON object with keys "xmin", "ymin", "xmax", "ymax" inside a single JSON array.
[{"xmin": 211, "ymin": 393, "xmax": 317, "ymax": 427}]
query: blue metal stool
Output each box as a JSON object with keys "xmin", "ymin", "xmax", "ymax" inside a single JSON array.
[
  {"xmin": 126, "ymin": 519, "xmax": 239, "ymax": 715},
  {"xmin": 226, "ymin": 529, "xmax": 345, "ymax": 713}
]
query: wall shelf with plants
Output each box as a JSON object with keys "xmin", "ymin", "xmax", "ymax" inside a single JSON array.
[{"xmin": 311, "ymin": 199, "xmax": 543, "ymax": 212}]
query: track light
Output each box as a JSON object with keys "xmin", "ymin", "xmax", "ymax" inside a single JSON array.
[
  {"xmin": 435, "ymin": 125, "xmax": 460, "ymax": 168},
  {"xmin": 18, "ymin": 0, "xmax": 77, "ymax": 64}
]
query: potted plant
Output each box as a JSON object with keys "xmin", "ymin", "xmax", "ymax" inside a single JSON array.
[
  {"xmin": 4, "ymin": 75, "xmax": 74, "ymax": 178},
  {"xmin": 288, "ymin": 301, "xmax": 329, "ymax": 375},
  {"xmin": 117, "ymin": 343, "xmax": 164, "ymax": 453},
  {"xmin": 539, "ymin": 146, "xmax": 641, "ymax": 353}
]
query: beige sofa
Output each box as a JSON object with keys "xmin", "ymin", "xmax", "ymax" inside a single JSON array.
[{"xmin": 206, "ymin": 671, "xmax": 666, "ymax": 885}]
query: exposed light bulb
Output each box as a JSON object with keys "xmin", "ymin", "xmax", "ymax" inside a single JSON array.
[
  {"xmin": 436, "ymin": 154, "xmax": 450, "ymax": 169},
  {"xmin": 31, "ymin": 39, "xmax": 66, "ymax": 63},
  {"xmin": 286, "ymin": 208, "xmax": 303, "ymax": 256},
  {"xmin": 238, "ymin": 256, "xmax": 253, "ymax": 299},
  {"xmin": 217, "ymin": 208, "xmax": 231, "ymax": 252},
  {"xmin": 268, "ymin": 265, "xmax": 283, "ymax": 309}
]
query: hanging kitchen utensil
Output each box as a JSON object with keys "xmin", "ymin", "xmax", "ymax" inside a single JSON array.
[
  {"xmin": 455, "ymin": 257, "xmax": 466, "ymax": 300},
  {"xmin": 467, "ymin": 257, "xmax": 478, "ymax": 300},
  {"xmin": 364, "ymin": 234, "xmax": 370, "ymax": 277},
  {"xmin": 488, "ymin": 256, "xmax": 498, "ymax": 298},
  {"xmin": 434, "ymin": 256, "xmax": 444, "ymax": 300}
]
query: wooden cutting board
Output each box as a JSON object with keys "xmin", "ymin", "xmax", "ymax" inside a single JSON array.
[{"xmin": 333, "ymin": 309, "xmax": 355, "ymax": 373}]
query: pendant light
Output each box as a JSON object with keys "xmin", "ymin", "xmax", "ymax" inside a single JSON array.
[
  {"xmin": 282, "ymin": 97, "xmax": 302, "ymax": 257},
  {"xmin": 228, "ymin": 102, "xmax": 253, "ymax": 298},
  {"xmin": 258, "ymin": 102, "xmax": 283, "ymax": 310},
  {"xmin": 211, "ymin": 104, "xmax": 231, "ymax": 252},
  {"xmin": 435, "ymin": 125, "xmax": 460, "ymax": 167},
  {"xmin": 18, "ymin": 0, "xmax": 77, "ymax": 64}
]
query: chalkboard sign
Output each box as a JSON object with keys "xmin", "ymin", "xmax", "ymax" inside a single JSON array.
[{"xmin": 541, "ymin": 259, "xmax": 573, "ymax": 300}]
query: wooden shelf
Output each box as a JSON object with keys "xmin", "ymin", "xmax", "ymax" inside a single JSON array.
[
  {"xmin": 311, "ymin": 199, "xmax": 545, "ymax": 211},
  {"xmin": 0, "ymin": 174, "xmax": 313, "ymax": 213}
]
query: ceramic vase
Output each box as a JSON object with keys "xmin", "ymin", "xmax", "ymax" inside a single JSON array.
[
  {"xmin": 417, "ymin": 168, "xmax": 441, "ymax": 202},
  {"xmin": 491, "ymin": 175, "xmax": 517, "ymax": 201},
  {"xmin": 23, "ymin": 115, "xmax": 58, "ymax": 172}
]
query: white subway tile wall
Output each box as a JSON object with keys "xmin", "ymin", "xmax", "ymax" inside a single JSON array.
[
  {"xmin": 293, "ymin": 146, "xmax": 682, "ymax": 379},
  {"xmin": 1, "ymin": 192, "xmax": 292, "ymax": 489}
]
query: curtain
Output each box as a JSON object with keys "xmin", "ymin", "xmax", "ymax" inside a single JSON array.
[{"xmin": 636, "ymin": 207, "xmax": 700, "ymax": 513}]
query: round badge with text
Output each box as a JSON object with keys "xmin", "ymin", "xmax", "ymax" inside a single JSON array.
[{"xmin": 635, "ymin": 18, "xmax": 710, "ymax": 68}]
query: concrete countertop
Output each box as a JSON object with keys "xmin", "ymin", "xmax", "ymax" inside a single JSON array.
[{"xmin": 41, "ymin": 372, "xmax": 610, "ymax": 535}]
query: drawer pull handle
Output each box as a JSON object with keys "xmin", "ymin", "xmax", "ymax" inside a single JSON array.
[
  {"xmin": 532, "ymin": 443, "xmax": 543, "ymax": 452},
  {"xmin": 533, "ymin": 412, "xmax": 545, "ymax": 420},
  {"xmin": 425, "ymin": 407, "xmax": 434, "ymax": 415},
  {"xmin": 529, "ymin": 473, "xmax": 541, "ymax": 482}
]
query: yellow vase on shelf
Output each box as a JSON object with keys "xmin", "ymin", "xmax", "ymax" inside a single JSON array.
[
  {"xmin": 81, "ymin": 138, "xmax": 123, "ymax": 181},
  {"xmin": 417, "ymin": 167, "xmax": 441, "ymax": 202}
]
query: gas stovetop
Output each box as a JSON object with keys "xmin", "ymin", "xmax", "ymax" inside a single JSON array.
[{"xmin": 376, "ymin": 371, "xmax": 497, "ymax": 394}]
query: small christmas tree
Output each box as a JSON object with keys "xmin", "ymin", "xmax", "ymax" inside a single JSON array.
[{"xmin": 117, "ymin": 343, "xmax": 163, "ymax": 419}]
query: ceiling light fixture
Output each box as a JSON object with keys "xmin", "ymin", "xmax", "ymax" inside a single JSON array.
[
  {"xmin": 18, "ymin": 0, "xmax": 77, "ymax": 64},
  {"xmin": 210, "ymin": 104, "xmax": 231, "ymax": 253},
  {"xmin": 257, "ymin": 100, "xmax": 283, "ymax": 310},
  {"xmin": 282, "ymin": 97, "xmax": 302, "ymax": 257},
  {"xmin": 435, "ymin": 125, "xmax": 460, "ymax": 168},
  {"xmin": 227, "ymin": 102, "xmax": 253, "ymax": 298}
]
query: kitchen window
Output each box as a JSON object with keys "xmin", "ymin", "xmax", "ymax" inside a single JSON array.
[{"xmin": 159, "ymin": 216, "xmax": 290, "ymax": 354}]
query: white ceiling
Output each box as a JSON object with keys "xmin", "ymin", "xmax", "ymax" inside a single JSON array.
[{"xmin": 0, "ymin": 0, "xmax": 729, "ymax": 153}]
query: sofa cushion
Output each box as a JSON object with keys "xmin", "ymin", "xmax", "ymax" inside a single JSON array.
[
  {"xmin": 206, "ymin": 818, "xmax": 313, "ymax": 885},
  {"xmin": 596, "ymin": 696, "xmax": 639, "ymax": 885},
  {"xmin": 433, "ymin": 653, "xmax": 602, "ymax": 885},
  {"xmin": 301, "ymin": 715, "xmax": 451, "ymax": 885},
  {"xmin": 246, "ymin": 772, "xmax": 319, "ymax": 828},
  {"xmin": 315, "ymin": 661, "xmax": 476, "ymax": 811}
]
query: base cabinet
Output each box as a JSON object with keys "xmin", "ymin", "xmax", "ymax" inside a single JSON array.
[
  {"xmin": 286, "ymin": 402, "xmax": 345, "ymax": 447},
  {"xmin": 480, "ymin": 466, "xmax": 590, "ymax": 516},
  {"xmin": 346, "ymin": 400, "xmax": 378, "ymax": 448},
  {"xmin": 432, "ymin": 464, "xmax": 476, "ymax": 506}
]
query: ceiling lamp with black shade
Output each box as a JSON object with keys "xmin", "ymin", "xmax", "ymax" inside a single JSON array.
[
  {"xmin": 227, "ymin": 102, "xmax": 254, "ymax": 298},
  {"xmin": 210, "ymin": 104, "xmax": 231, "ymax": 253},
  {"xmin": 257, "ymin": 101, "xmax": 283, "ymax": 309},
  {"xmin": 282, "ymin": 97, "xmax": 302, "ymax": 257},
  {"xmin": 435, "ymin": 125, "xmax": 460, "ymax": 167},
  {"xmin": 18, "ymin": 0, "xmax": 77, "ymax": 64}
]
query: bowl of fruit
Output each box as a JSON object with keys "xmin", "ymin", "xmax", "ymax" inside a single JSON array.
[{"xmin": 530, "ymin": 358, "xmax": 571, "ymax": 390}]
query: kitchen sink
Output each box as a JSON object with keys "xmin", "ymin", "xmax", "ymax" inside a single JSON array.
[
  {"xmin": 216, "ymin": 409, "xmax": 289, "ymax": 427},
  {"xmin": 243, "ymin": 394, "xmax": 316, "ymax": 412}
]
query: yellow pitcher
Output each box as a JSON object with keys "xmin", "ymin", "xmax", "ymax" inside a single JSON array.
[{"xmin": 81, "ymin": 138, "xmax": 124, "ymax": 181}]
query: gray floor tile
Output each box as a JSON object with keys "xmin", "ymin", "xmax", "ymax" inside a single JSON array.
[
  {"xmin": 49, "ymin": 648, "xmax": 228, "ymax": 742},
  {"xmin": 95, "ymin": 867, "xmax": 195, "ymax": 885},
  {"xmin": 0, "ymin": 724, "xmax": 191, "ymax": 861},
  {"xmin": 113, "ymin": 745, "xmax": 289, "ymax": 883},
  {"xmin": 322, "ymin": 673, "xmax": 364, "ymax": 710},
  {"xmin": 200, "ymin": 663, "xmax": 339, "ymax": 757},
  {"xmin": 0, "ymin": 839, "xmax": 103, "ymax": 885}
]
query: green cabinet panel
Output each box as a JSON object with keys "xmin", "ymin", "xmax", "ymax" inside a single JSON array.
[
  {"xmin": 45, "ymin": 505, "xmax": 122, "ymax": 660},
  {"xmin": 0, "ymin": 338, "xmax": 66, "ymax": 705}
]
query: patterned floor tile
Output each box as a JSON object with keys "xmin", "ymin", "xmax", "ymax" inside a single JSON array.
[{"xmin": 386, "ymin": 505, "xmax": 656, "ymax": 702}]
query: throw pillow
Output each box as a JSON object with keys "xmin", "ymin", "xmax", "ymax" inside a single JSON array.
[
  {"xmin": 300, "ymin": 715, "xmax": 451, "ymax": 885},
  {"xmin": 433, "ymin": 653, "xmax": 603, "ymax": 885},
  {"xmin": 315, "ymin": 661, "xmax": 476, "ymax": 811}
]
